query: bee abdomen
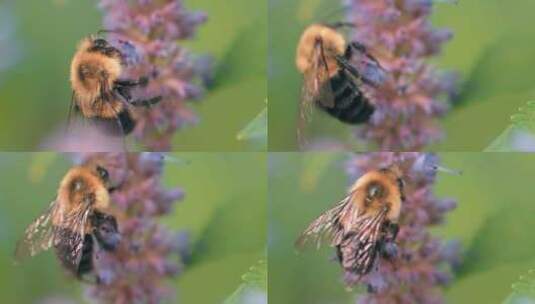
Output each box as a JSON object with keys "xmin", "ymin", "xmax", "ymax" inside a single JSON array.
[
  {"xmin": 53, "ymin": 228, "xmax": 93, "ymax": 276},
  {"xmin": 320, "ymin": 72, "xmax": 375, "ymax": 124},
  {"xmin": 77, "ymin": 235, "xmax": 94, "ymax": 276}
]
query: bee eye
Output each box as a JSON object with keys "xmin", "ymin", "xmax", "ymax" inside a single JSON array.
[
  {"xmin": 397, "ymin": 178, "xmax": 405, "ymax": 189},
  {"xmin": 96, "ymin": 166, "xmax": 109, "ymax": 181},
  {"xmin": 93, "ymin": 38, "xmax": 108, "ymax": 48}
]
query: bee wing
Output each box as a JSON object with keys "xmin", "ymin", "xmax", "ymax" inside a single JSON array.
[
  {"xmin": 297, "ymin": 42, "xmax": 336, "ymax": 146},
  {"xmin": 295, "ymin": 194, "xmax": 354, "ymax": 250},
  {"xmin": 15, "ymin": 200, "xmax": 61, "ymax": 261},
  {"xmin": 66, "ymin": 91, "xmax": 77, "ymax": 129},
  {"xmin": 15, "ymin": 198, "xmax": 93, "ymax": 271},
  {"xmin": 312, "ymin": 42, "xmax": 336, "ymax": 109},
  {"xmin": 338, "ymin": 208, "xmax": 388, "ymax": 275},
  {"xmin": 56, "ymin": 201, "xmax": 93, "ymax": 270}
]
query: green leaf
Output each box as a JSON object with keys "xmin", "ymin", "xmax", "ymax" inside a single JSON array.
[
  {"xmin": 455, "ymin": 32, "xmax": 535, "ymax": 108},
  {"xmin": 485, "ymin": 101, "xmax": 535, "ymax": 151},
  {"xmin": 189, "ymin": 196, "xmax": 266, "ymax": 266},
  {"xmin": 223, "ymin": 259, "xmax": 267, "ymax": 304},
  {"xmin": 237, "ymin": 104, "xmax": 267, "ymax": 147},
  {"xmin": 503, "ymin": 269, "xmax": 535, "ymax": 304},
  {"xmin": 458, "ymin": 206, "xmax": 535, "ymax": 276}
]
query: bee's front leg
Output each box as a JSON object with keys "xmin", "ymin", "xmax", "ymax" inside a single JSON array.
[
  {"xmin": 378, "ymin": 240, "xmax": 398, "ymax": 260},
  {"xmin": 129, "ymin": 96, "xmax": 162, "ymax": 108},
  {"xmin": 378, "ymin": 222, "xmax": 399, "ymax": 260},
  {"xmin": 386, "ymin": 222, "xmax": 399, "ymax": 242},
  {"xmin": 114, "ymin": 77, "xmax": 148, "ymax": 87}
]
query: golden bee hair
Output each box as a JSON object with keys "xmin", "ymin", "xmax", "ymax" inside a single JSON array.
[
  {"xmin": 56, "ymin": 165, "xmax": 111, "ymax": 226},
  {"xmin": 296, "ymin": 24, "xmax": 347, "ymax": 76},
  {"xmin": 70, "ymin": 36, "xmax": 124, "ymax": 119},
  {"xmin": 348, "ymin": 165, "xmax": 403, "ymax": 222}
]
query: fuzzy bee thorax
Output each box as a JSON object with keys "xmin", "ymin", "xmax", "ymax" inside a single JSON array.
[
  {"xmin": 296, "ymin": 24, "xmax": 347, "ymax": 74},
  {"xmin": 57, "ymin": 167, "xmax": 111, "ymax": 214}
]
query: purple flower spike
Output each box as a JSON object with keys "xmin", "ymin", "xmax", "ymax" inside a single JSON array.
[
  {"xmin": 346, "ymin": 153, "xmax": 460, "ymax": 304},
  {"xmin": 344, "ymin": 0, "xmax": 457, "ymax": 150},
  {"xmin": 75, "ymin": 153, "xmax": 185, "ymax": 304},
  {"xmin": 97, "ymin": 1, "xmax": 209, "ymax": 150}
]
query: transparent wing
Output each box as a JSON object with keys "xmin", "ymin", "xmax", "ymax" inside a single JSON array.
[
  {"xmin": 297, "ymin": 42, "xmax": 336, "ymax": 147},
  {"xmin": 15, "ymin": 200, "xmax": 60, "ymax": 261},
  {"xmin": 15, "ymin": 198, "xmax": 92, "ymax": 271},
  {"xmin": 312, "ymin": 42, "xmax": 336, "ymax": 109},
  {"xmin": 338, "ymin": 208, "xmax": 388, "ymax": 275},
  {"xmin": 56, "ymin": 202, "xmax": 92, "ymax": 270},
  {"xmin": 66, "ymin": 91, "xmax": 77, "ymax": 130},
  {"xmin": 295, "ymin": 195, "xmax": 354, "ymax": 250}
]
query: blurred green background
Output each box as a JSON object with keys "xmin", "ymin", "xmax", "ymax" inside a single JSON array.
[
  {"xmin": 0, "ymin": 153, "xmax": 266, "ymax": 303},
  {"xmin": 0, "ymin": 0, "xmax": 266, "ymax": 151},
  {"xmin": 269, "ymin": 153, "xmax": 535, "ymax": 303},
  {"xmin": 268, "ymin": 0, "xmax": 535, "ymax": 151}
]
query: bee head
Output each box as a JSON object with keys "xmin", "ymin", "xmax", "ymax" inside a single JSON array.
[
  {"xmin": 86, "ymin": 36, "xmax": 123, "ymax": 59},
  {"xmin": 92, "ymin": 38, "xmax": 109, "ymax": 49},
  {"xmin": 95, "ymin": 165, "xmax": 110, "ymax": 183},
  {"xmin": 379, "ymin": 164, "xmax": 406, "ymax": 202},
  {"xmin": 351, "ymin": 165, "xmax": 405, "ymax": 217},
  {"xmin": 296, "ymin": 24, "xmax": 346, "ymax": 73},
  {"xmin": 91, "ymin": 164, "xmax": 117, "ymax": 192}
]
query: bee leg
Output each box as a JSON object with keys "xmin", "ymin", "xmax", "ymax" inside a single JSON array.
[
  {"xmin": 113, "ymin": 77, "xmax": 150, "ymax": 104},
  {"xmin": 115, "ymin": 76, "xmax": 149, "ymax": 88},
  {"xmin": 335, "ymin": 55, "xmax": 362, "ymax": 79},
  {"xmin": 349, "ymin": 42, "xmax": 386, "ymax": 72},
  {"xmin": 349, "ymin": 41, "xmax": 368, "ymax": 53},
  {"xmin": 385, "ymin": 222, "xmax": 399, "ymax": 242},
  {"xmin": 335, "ymin": 55, "xmax": 375, "ymax": 89},
  {"xmin": 130, "ymin": 96, "xmax": 163, "ymax": 108},
  {"xmin": 113, "ymin": 84, "xmax": 161, "ymax": 109},
  {"xmin": 378, "ymin": 222, "xmax": 399, "ymax": 260},
  {"xmin": 327, "ymin": 22, "xmax": 355, "ymax": 29},
  {"xmin": 335, "ymin": 245, "xmax": 343, "ymax": 264},
  {"xmin": 115, "ymin": 85, "xmax": 132, "ymax": 102},
  {"xmin": 379, "ymin": 240, "xmax": 398, "ymax": 259}
]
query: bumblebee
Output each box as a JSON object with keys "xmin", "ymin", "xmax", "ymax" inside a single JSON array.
[
  {"xmin": 296, "ymin": 165, "xmax": 404, "ymax": 278},
  {"xmin": 15, "ymin": 164, "xmax": 121, "ymax": 281},
  {"xmin": 69, "ymin": 33, "xmax": 161, "ymax": 136},
  {"xmin": 296, "ymin": 23, "xmax": 383, "ymax": 145}
]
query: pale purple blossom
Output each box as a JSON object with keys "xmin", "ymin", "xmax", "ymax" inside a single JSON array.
[{"xmin": 345, "ymin": 0, "xmax": 458, "ymax": 150}]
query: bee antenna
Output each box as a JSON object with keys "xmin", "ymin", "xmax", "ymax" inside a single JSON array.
[
  {"xmin": 163, "ymin": 155, "xmax": 191, "ymax": 166},
  {"xmin": 326, "ymin": 22, "xmax": 355, "ymax": 30},
  {"xmin": 434, "ymin": 0, "xmax": 458, "ymax": 4},
  {"xmin": 433, "ymin": 165, "xmax": 463, "ymax": 176},
  {"xmin": 96, "ymin": 29, "xmax": 118, "ymax": 36}
]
